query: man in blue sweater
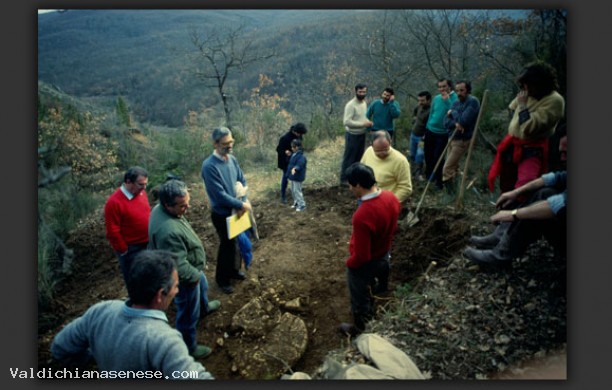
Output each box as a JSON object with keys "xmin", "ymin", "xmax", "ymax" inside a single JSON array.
[
  {"xmin": 51, "ymin": 250, "xmax": 215, "ymax": 379},
  {"xmin": 366, "ymin": 87, "xmax": 401, "ymax": 142},
  {"xmin": 442, "ymin": 80, "xmax": 480, "ymax": 194},
  {"xmin": 201, "ymin": 127, "xmax": 251, "ymax": 295}
]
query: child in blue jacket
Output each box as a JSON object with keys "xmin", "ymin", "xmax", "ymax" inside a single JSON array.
[{"xmin": 287, "ymin": 139, "xmax": 307, "ymax": 212}]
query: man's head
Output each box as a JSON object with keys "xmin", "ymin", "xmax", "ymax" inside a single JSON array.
[
  {"xmin": 158, "ymin": 179, "xmax": 190, "ymax": 218},
  {"xmin": 354, "ymin": 83, "xmax": 368, "ymax": 101},
  {"xmin": 291, "ymin": 123, "xmax": 308, "ymax": 137},
  {"xmin": 123, "ymin": 166, "xmax": 148, "ymax": 196},
  {"xmin": 417, "ymin": 91, "xmax": 432, "ymax": 107},
  {"xmin": 437, "ymin": 78, "xmax": 453, "ymax": 95},
  {"xmin": 517, "ymin": 62, "xmax": 559, "ymax": 100},
  {"xmin": 346, "ymin": 162, "xmax": 377, "ymax": 197},
  {"xmin": 212, "ymin": 127, "xmax": 234, "ymax": 158},
  {"xmin": 381, "ymin": 87, "xmax": 394, "ymax": 103},
  {"xmin": 455, "ymin": 80, "xmax": 471, "ymax": 102},
  {"xmin": 371, "ymin": 131, "xmax": 391, "ymax": 159},
  {"xmin": 127, "ymin": 250, "xmax": 179, "ymax": 310}
]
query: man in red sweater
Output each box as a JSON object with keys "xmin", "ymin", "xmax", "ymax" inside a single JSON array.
[
  {"xmin": 339, "ymin": 163, "xmax": 401, "ymax": 336},
  {"xmin": 104, "ymin": 166, "xmax": 151, "ymax": 284}
]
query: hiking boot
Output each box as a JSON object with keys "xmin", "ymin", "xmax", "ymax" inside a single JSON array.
[
  {"xmin": 463, "ymin": 246, "xmax": 511, "ymax": 268},
  {"xmin": 231, "ymin": 271, "xmax": 247, "ymax": 280},
  {"xmin": 295, "ymin": 206, "xmax": 306, "ymax": 212},
  {"xmin": 201, "ymin": 300, "xmax": 221, "ymax": 317},
  {"xmin": 190, "ymin": 344, "xmax": 213, "ymax": 359},
  {"xmin": 338, "ymin": 322, "xmax": 361, "ymax": 337}
]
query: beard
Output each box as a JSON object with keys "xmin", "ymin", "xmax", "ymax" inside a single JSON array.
[{"xmin": 356, "ymin": 94, "xmax": 366, "ymax": 101}]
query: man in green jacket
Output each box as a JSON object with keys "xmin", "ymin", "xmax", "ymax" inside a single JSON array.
[{"xmin": 149, "ymin": 179, "xmax": 220, "ymax": 359}]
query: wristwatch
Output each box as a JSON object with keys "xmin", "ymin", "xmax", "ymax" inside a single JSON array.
[{"xmin": 511, "ymin": 209, "xmax": 519, "ymax": 221}]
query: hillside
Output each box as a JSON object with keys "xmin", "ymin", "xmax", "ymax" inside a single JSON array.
[
  {"xmin": 38, "ymin": 176, "xmax": 566, "ymax": 379},
  {"xmin": 38, "ymin": 9, "xmax": 539, "ymax": 127}
]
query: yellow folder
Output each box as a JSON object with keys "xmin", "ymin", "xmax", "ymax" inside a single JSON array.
[{"xmin": 226, "ymin": 210, "xmax": 252, "ymax": 239}]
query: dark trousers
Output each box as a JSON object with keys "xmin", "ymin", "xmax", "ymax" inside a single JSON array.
[
  {"xmin": 118, "ymin": 242, "xmax": 148, "ymax": 285},
  {"xmin": 280, "ymin": 168, "xmax": 289, "ymax": 200},
  {"xmin": 347, "ymin": 256, "xmax": 390, "ymax": 330},
  {"xmin": 211, "ymin": 211, "xmax": 238, "ymax": 287},
  {"xmin": 340, "ymin": 132, "xmax": 366, "ymax": 183},
  {"xmin": 424, "ymin": 130, "xmax": 449, "ymax": 188},
  {"xmin": 503, "ymin": 187, "xmax": 566, "ymax": 258}
]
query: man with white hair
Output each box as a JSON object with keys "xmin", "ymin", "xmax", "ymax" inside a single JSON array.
[{"xmin": 201, "ymin": 127, "xmax": 251, "ymax": 295}]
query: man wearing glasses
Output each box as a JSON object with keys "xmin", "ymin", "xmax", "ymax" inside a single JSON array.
[
  {"xmin": 104, "ymin": 166, "xmax": 151, "ymax": 284},
  {"xmin": 201, "ymin": 127, "xmax": 251, "ymax": 295}
]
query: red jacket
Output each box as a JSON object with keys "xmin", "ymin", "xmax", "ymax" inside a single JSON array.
[
  {"xmin": 104, "ymin": 188, "xmax": 150, "ymax": 253},
  {"xmin": 346, "ymin": 190, "xmax": 400, "ymax": 269}
]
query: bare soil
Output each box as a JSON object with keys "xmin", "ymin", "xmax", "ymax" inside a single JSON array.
[{"xmin": 37, "ymin": 183, "xmax": 566, "ymax": 380}]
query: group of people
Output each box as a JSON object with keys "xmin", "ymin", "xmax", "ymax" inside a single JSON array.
[
  {"xmin": 50, "ymin": 61, "xmax": 567, "ymax": 378},
  {"xmin": 52, "ymin": 126, "xmax": 252, "ymax": 378},
  {"xmin": 335, "ymin": 61, "xmax": 566, "ymax": 333}
]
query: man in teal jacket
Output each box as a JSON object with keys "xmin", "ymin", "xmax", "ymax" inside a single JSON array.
[
  {"xmin": 149, "ymin": 179, "xmax": 220, "ymax": 359},
  {"xmin": 424, "ymin": 78, "xmax": 458, "ymax": 190},
  {"xmin": 366, "ymin": 87, "xmax": 401, "ymax": 141}
]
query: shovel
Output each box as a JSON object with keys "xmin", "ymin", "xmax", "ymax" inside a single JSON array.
[{"xmin": 405, "ymin": 127, "xmax": 459, "ymax": 227}]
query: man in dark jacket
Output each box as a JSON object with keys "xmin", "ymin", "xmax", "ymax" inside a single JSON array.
[
  {"xmin": 276, "ymin": 123, "xmax": 307, "ymax": 204},
  {"xmin": 442, "ymin": 80, "xmax": 480, "ymax": 194}
]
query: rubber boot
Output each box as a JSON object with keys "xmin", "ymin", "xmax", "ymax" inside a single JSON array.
[
  {"xmin": 463, "ymin": 224, "xmax": 520, "ymax": 268},
  {"xmin": 469, "ymin": 222, "xmax": 509, "ymax": 249}
]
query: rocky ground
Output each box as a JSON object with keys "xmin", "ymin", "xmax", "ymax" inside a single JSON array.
[{"xmin": 37, "ymin": 182, "xmax": 566, "ymax": 380}]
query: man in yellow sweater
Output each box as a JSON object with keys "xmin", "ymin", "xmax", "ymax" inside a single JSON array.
[{"xmin": 360, "ymin": 131, "xmax": 412, "ymax": 204}]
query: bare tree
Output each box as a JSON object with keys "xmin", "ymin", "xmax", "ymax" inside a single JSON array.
[
  {"xmin": 400, "ymin": 10, "xmax": 465, "ymax": 81},
  {"xmin": 189, "ymin": 24, "xmax": 275, "ymax": 128}
]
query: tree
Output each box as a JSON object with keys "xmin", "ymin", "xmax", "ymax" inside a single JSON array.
[
  {"xmin": 115, "ymin": 96, "xmax": 131, "ymax": 127},
  {"xmin": 189, "ymin": 23, "xmax": 275, "ymax": 129}
]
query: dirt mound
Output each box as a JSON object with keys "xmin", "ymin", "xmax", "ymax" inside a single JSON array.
[{"xmin": 37, "ymin": 184, "xmax": 565, "ymax": 379}]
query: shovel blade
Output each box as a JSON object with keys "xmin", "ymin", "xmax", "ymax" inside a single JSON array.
[{"xmin": 405, "ymin": 211, "xmax": 419, "ymax": 227}]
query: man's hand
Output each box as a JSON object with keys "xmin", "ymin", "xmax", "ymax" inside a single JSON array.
[
  {"xmin": 291, "ymin": 168, "xmax": 297, "ymax": 175},
  {"xmin": 237, "ymin": 199, "xmax": 252, "ymax": 218},
  {"xmin": 490, "ymin": 210, "xmax": 514, "ymax": 224},
  {"xmin": 364, "ymin": 120, "xmax": 373, "ymax": 127},
  {"xmin": 495, "ymin": 189, "xmax": 519, "ymax": 209},
  {"xmin": 517, "ymin": 89, "xmax": 529, "ymax": 109}
]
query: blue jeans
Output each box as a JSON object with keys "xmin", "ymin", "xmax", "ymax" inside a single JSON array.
[
  {"xmin": 174, "ymin": 271, "xmax": 210, "ymax": 352},
  {"xmin": 409, "ymin": 134, "xmax": 425, "ymax": 164}
]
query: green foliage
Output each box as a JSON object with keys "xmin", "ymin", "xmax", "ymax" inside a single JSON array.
[{"xmin": 115, "ymin": 96, "xmax": 131, "ymax": 127}]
